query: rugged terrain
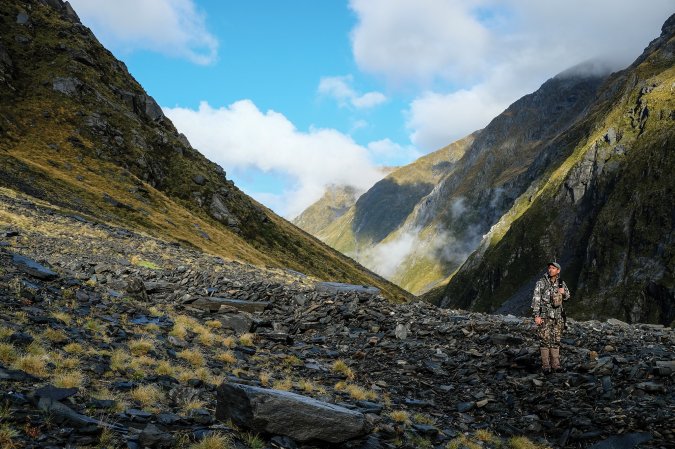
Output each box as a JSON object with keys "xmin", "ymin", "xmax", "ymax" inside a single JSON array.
[
  {"xmin": 1, "ymin": 190, "xmax": 673, "ymax": 449},
  {"xmin": 0, "ymin": 0, "xmax": 411, "ymax": 303},
  {"xmin": 312, "ymin": 65, "xmax": 608, "ymax": 295},
  {"xmin": 438, "ymin": 15, "xmax": 675, "ymax": 326}
]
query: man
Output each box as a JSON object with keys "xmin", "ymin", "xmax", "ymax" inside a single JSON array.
[{"xmin": 532, "ymin": 262, "xmax": 570, "ymax": 373}]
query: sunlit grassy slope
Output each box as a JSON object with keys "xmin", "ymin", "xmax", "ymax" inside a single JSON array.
[{"xmin": 0, "ymin": 0, "xmax": 412, "ymax": 303}]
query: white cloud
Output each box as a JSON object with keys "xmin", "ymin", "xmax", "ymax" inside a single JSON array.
[
  {"xmin": 318, "ymin": 75, "xmax": 387, "ymax": 109},
  {"xmin": 69, "ymin": 0, "xmax": 218, "ymax": 64},
  {"xmin": 164, "ymin": 100, "xmax": 386, "ymax": 218},
  {"xmin": 350, "ymin": 0, "xmax": 674, "ymax": 151},
  {"xmin": 367, "ymin": 139, "xmax": 421, "ymax": 165}
]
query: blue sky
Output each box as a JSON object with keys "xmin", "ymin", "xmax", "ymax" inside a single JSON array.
[{"xmin": 69, "ymin": 0, "xmax": 673, "ymax": 217}]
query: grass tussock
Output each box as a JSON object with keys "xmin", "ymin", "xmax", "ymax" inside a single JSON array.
[
  {"xmin": 238, "ymin": 333, "xmax": 255, "ymax": 347},
  {"xmin": 12, "ymin": 354, "xmax": 48, "ymax": 377},
  {"xmin": 188, "ymin": 433, "xmax": 232, "ymax": 449},
  {"xmin": 63, "ymin": 342, "xmax": 85, "ymax": 354},
  {"xmin": 272, "ymin": 377, "xmax": 293, "ymax": 391},
  {"xmin": 389, "ymin": 410, "xmax": 410, "ymax": 424},
  {"xmin": 259, "ymin": 372, "xmax": 271, "ymax": 386},
  {"xmin": 221, "ymin": 336, "xmax": 236, "ymax": 348},
  {"xmin": 128, "ymin": 338, "xmax": 154, "ymax": 355},
  {"xmin": 0, "ymin": 343, "xmax": 17, "ymax": 364},
  {"xmin": 42, "ymin": 327, "xmax": 68, "ymax": 343},
  {"xmin": 53, "ymin": 369, "xmax": 85, "ymax": 388},
  {"xmin": 215, "ymin": 350, "xmax": 237, "ymax": 364},
  {"xmin": 131, "ymin": 385, "xmax": 163, "ymax": 408},
  {"xmin": 205, "ymin": 320, "xmax": 222, "ymax": 329},
  {"xmin": 331, "ymin": 359, "xmax": 355, "ymax": 380},
  {"xmin": 0, "ymin": 423, "xmax": 20, "ymax": 449},
  {"xmin": 177, "ymin": 349, "xmax": 205, "ymax": 367}
]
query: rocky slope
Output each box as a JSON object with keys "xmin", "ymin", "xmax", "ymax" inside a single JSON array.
[
  {"xmin": 0, "ymin": 0, "xmax": 411, "ymax": 303},
  {"xmin": 1, "ymin": 189, "xmax": 673, "ymax": 449},
  {"xmin": 438, "ymin": 15, "xmax": 675, "ymax": 326}
]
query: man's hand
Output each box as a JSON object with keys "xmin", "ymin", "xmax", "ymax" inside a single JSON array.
[
  {"xmin": 558, "ymin": 287, "xmax": 565, "ymax": 294},
  {"xmin": 535, "ymin": 316, "xmax": 543, "ymax": 326}
]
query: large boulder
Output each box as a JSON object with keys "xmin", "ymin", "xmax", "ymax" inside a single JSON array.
[{"xmin": 216, "ymin": 383, "xmax": 367, "ymax": 443}]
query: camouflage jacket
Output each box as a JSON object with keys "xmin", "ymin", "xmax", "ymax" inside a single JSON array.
[{"xmin": 531, "ymin": 275, "xmax": 570, "ymax": 320}]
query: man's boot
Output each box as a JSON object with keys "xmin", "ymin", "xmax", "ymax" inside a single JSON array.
[
  {"xmin": 550, "ymin": 347, "xmax": 562, "ymax": 372},
  {"xmin": 540, "ymin": 347, "xmax": 551, "ymax": 374}
]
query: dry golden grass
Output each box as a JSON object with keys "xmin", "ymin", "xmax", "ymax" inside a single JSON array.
[
  {"xmin": 128, "ymin": 338, "xmax": 154, "ymax": 356},
  {"xmin": 26, "ymin": 339, "xmax": 47, "ymax": 356},
  {"xmin": 283, "ymin": 355, "xmax": 303, "ymax": 367},
  {"xmin": 143, "ymin": 323, "xmax": 161, "ymax": 333},
  {"xmin": 345, "ymin": 384, "xmax": 377, "ymax": 401},
  {"xmin": 188, "ymin": 433, "xmax": 232, "ymax": 449},
  {"xmin": 155, "ymin": 360, "xmax": 176, "ymax": 376},
  {"xmin": 53, "ymin": 354, "xmax": 79, "ymax": 370},
  {"xmin": 53, "ymin": 369, "xmax": 84, "ymax": 388},
  {"xmin": 0, "ymin": 423, "xmax": 19, "ymax": 449},
  {"xmin": 297, "ymin": 379, "xmax": 316, "ymax": 393},
  {"xmin": 0, "ymin": 325, "xmax": 14, "ymax": 340},
  {"xmin": 272, "ymin": 377, "xmax": 293, "ymax": 391},
  {"xmin": 181, "ymin": 399, "xmax": 206, "ymax": 414},
  {"xmin": 195, "ymin": 329, "xmax": 217, "ymax": 346},
  {"xmin": 147, "ymin": 306, "xmax": 163, "ymax": 317},
  {"xmin": 0, "ymin": 343, "xmax": 17, "ymax": 365},
  {"xmin": 259, "ymin": 371, "xmax": 271, "ymax": 386},
  {"xmin": 508, "ymin": 436, "xmax": 552, "ymax": 449},
  {"xmin": 42, "ymin": 327, "xmax": 68, "ymax": 343},
  {"xmin": 475, "ymin": 429, "xmax": 499, "ymax": 444},
  {"xmin": 169, "ymin": 323, "xmax": 188, "ymax": 340},
  {"xmin": 221, "ymin": 336, "xmax": 236, "ymax": 348},
  {"xmin": 92, "ymin": 387, "xmax": 128, "ymax": 413},
  {"xmin": 177, "ymin": 348, "xmax": 205, "ymax": 367},
  {"xmin": 389, "ymin": 410, "xmax": 410, "ymax": 424},
  {"xmin": 215, "ymin": 350, "xmax": 237, "ymax": 364},
  {"xmin": 110, "ymin": 349, "xmax": 129, "ymax": 372},
  {"xmin": 131, "ymin": 385, "xmax": 163, "ymax": 408},
  {"xmin": 12, "ymin": 354, "xmax": 48, "ymax": 377},
  {"xmin": 63, "ymin": 342, "xmax": 85, "ymax": 354},
  {"xmin": 205, "ymin": 320, "xmax": 222, "ymax": 329},
  {"xmin": 331, "ymin": 359, "xmax": 355, "ymax": 380},
  {"xmin": 239, "ymin": 333, "xmax": 255, "ymax": 347}
]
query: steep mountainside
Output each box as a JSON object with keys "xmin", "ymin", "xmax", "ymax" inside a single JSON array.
[
  {"xmin": 320, "ymin": 64, "xmax": 608, "ymax": 294},
  {"xmin": 292, "ymin": 185, "xmax": 365, "ymax": 235},
  {"xmin": 0, "ymin": 0, "xmax": 412, "ymax": 302},
  {"xmin": 438, "ymin": 15, "xmax": 675, "ymax": 325}
]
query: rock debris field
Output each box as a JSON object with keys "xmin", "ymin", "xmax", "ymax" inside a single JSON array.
[{"xmin": 0, "ymin": 191, "xmax": 673, "ymax": 449}]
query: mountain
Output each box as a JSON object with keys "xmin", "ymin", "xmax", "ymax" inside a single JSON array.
[
  {"xmin": 317, "ymin": 64, "xmax": 609, "ymax": 295},
  {"xmin": 437, "ymin": 15, "xmax": 675, "ymax": 325},
  {"xmin": 292, "ymin": 185, "xmax": 366, "ymax": 235},
  {"xmin": 0, "ymin": 0, "xmax": 412, "ymax": 302}
]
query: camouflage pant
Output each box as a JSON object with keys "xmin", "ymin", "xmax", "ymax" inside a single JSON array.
[{"xmin": 538, "ymin": 318, "xmax": 564, "ymax": 348}]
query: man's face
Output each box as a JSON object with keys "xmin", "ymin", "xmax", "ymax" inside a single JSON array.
[{"xmin": 547, "ymin": 265, "xmax": 560, "ymax": 277}]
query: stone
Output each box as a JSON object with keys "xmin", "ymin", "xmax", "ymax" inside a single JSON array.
[
  {"xmin": 216, "ymin": 313, "xmax": 253, "ymax": 334},
  {"xmin": 52, "ymin": 77, "xmax": 81, "ymax": 96},
  {"xmin": 125, "ymin": 276, "xmax": 148, "ymax": 302},
  {"xmin": 11, "ymin": 254, "xmax": 58, "ymax": 280},
  {"xmin": 316, "ymin": 282, "xmax": 380, "ymax": 296},
  {"xmin": 35, "ymin": 385, "xmax": 79, "ymax": 401},
  {"xmin": 16, "ymin": 11, "xmax": 29, "ymax": 25},
  {"xmin": 587, "ymin": 432, "xmax": 651, "ymax": 449},
  {"xmin": 193, "ymin": 175, "xmax": 206, "ymax": 185},
  {"xmin": 216, "ymin": 383, "xmax": 367, "ymax": 443},
  {"xmin": 394, "ymin": 324, "xmax": 408, "ymax": 340},
  {"xmin": 138, "ymin": 423, "xmax": 174, "ymax": 448}
]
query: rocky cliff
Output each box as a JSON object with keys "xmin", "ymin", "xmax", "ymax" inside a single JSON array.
[
  {"xmin": 0, "ymin": 0, "xmax": 411, "ymax": 302},
  {"xmin": 438, "ymin": 15, "xmax": 675, "ymax": 326},
  {"xmin": 292, "ymin": 185, "xmax": 365, "ymax": 235}
]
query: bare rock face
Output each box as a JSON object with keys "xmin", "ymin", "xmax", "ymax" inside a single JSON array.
[{"xmin": 216, "ymin": 383, "xmax": 367, "ymax": 443}]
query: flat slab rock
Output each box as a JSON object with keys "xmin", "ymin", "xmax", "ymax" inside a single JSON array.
[
  {"xmin": 11, "ymin": 253, "xmax": 58, "ymax": 280},
  {"xmin": 216, "ymin": 383, "xmax": 367, "ymax": 443},
  {"xmin": 191, "ymin": 297, "xmax": 270, "ymax": 313},
  {"xmin": 315, "ymin": 282, "xmax": 380, "ymax": 296}
]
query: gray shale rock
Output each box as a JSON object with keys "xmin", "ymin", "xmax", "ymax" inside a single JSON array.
[{"xmin": 216, "ymin": 383, "xmax": 367, "ymax": 443}]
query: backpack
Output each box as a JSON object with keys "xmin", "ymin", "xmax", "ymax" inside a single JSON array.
[{"xmin": 551, "ymin": 278, "xmax": 564, "ymax": 308}]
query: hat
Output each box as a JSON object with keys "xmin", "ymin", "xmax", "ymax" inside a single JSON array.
[{"xmin": 547, "ymin": 261, "xmax": 561, "ymax": 270}]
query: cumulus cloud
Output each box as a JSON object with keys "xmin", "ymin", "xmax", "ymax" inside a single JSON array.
[
  {"xmin": 350, "ymin": 0, "xmax": 674, "ymax": 150},
  {"xmin": 69, "ymin": 0, "xmax": 218, "ymax": 64},
  {"xmin": 164, "ymin": 100, "xmax": 386, "ymax": 218},
  {"xmin": 318, "ymin": 75, "xmax": 387, "ymax": 109},
  {"xmin": 367, "ymin": 139, "xmax": 422, "ymax": 165}
]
